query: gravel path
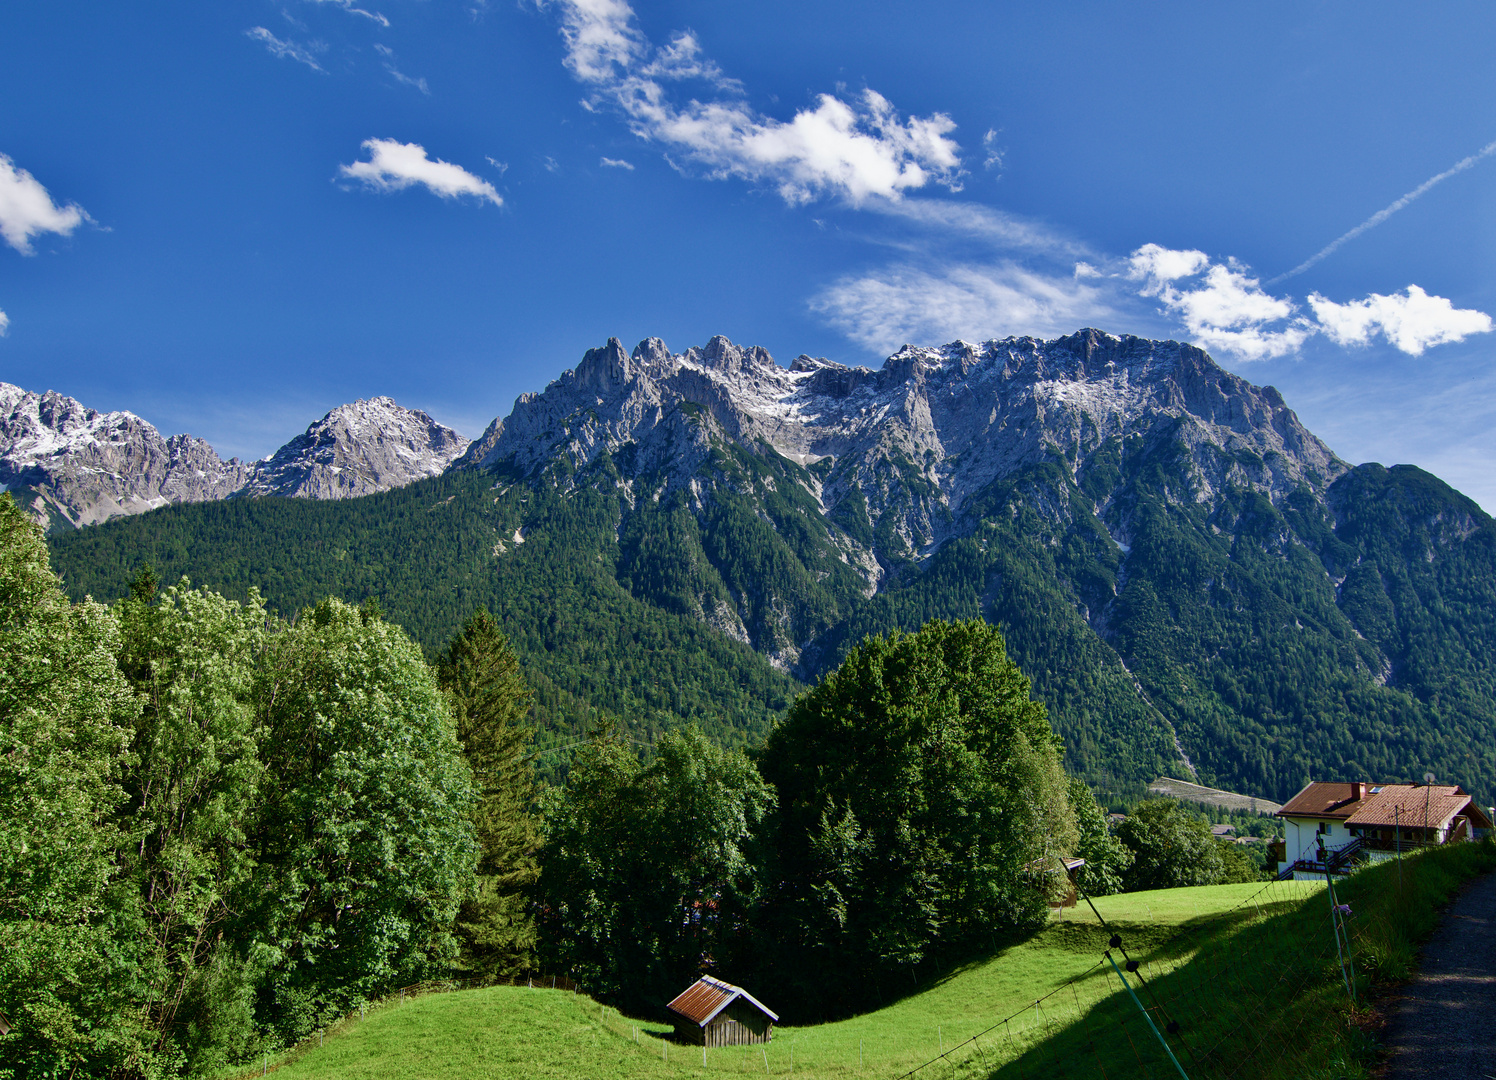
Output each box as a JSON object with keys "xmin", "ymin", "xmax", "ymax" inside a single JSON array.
[{"xmin": 1380, "ymin": 869, "xmax": 1496, "ymax": 1079}]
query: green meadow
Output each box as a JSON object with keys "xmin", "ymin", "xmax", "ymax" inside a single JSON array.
[
  {"xmin": 233, "ymin": 841, "xmax": 1496, "ymax": 1080},
  {"xmin": 235, "ymin": 881, "xmax": 1321, "ymax": 1080}
]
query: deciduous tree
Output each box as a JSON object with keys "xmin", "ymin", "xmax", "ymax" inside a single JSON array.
[
  {"xmin": 0, "ymin": 495, "xmax": 146, "ymax": 1077},
  {"xmin": 756, "ymin": 618, "xmax": 1077, "ymax": 1015}
]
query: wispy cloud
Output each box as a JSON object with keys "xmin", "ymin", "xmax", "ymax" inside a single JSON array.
[
  {"xmin": 600, "ymin": 156, "xmax": 634, "ymax": 170},
  {"xmin": 306, "ymin": 0, "xmax": 390, "ymax": 28},
  {"xmin": 869, "ymin": 198, "xmax": 1087, "ymax": 258},
  {"xmin": 373, "ymin": 45, "xmax": 429, "ymax": 94},
  {"xmin": 1129, "ymin": 243, "xmax": 1492, "ymax": 359},
  {"xmin": 811, "ymin": 263, "xmax": 1115, "ymax": 352},
  {"xmin": 1308, "ymin": 286, "xmax": 1492, "ymax": 355},
  {"xmin": 246, "ymin": 27, "xmax": 326, "ymax": 72},
  {"xmin": 1271, "ymin": 137, "xmax": 1496, "ymax": 283},
  {"xmin": 540, "ymin": 0, "xmax": 961, "ymax": 205},
  {"xmin": 338, "ymin": 139, "xmax": 503, "ymax": 205},
  {"xmin": 982, "ymin": 129, "xmax": 1003, "ymax": 172},
  {"xmin": 0, "ymin": 307, "xmax": 9, "ymax": 336},
  {"xmin": 0, "ymin": 152, "xmax": 91, "ymax": 255}
]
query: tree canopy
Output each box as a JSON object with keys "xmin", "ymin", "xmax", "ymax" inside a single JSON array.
[
  {"xmin": 535, "ymin": 725, "xmax": 773, "ymax": 1010},
  {"xmin": 755, "ymin": 618, "xmax": 1077, "ymax": 1015}
]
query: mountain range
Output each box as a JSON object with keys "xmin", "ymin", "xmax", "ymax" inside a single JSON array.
[
  {"xmin": 37, "ymin": 330, "xmax": 1496, "ymax": 806},
  {"xmin": 0, "ymin": 384, "xmax": 469, "ymax": 530}
]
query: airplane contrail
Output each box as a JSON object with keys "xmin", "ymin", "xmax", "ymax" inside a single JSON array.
[{"xmin": 1269, "ymin": 137, "xmax": 1496, "ymax": 284}]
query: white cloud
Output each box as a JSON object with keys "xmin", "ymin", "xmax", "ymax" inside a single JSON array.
[
  {"xmin": 1129, "ymin": 243, "xmax": 1493, "ymax": 359},
  {"xmin": 373, "ymin": 44, "xmax": 429, "ymax": 94},
  {"xmin": 306, "ymin": 0, "xmax": 390, "ymax": 28},
  {"xmin": 540, "ymin": 0, "xmax": 961, "ymax": 205},
  {"xmin": 338, "ymin": 139, "xmax": 502, "ymax": 205},
  {"xmin": 486, "ymin": 156, "xmax": 508, "ymax": 174},
  {"xmin": 868, "ymin": 198, "xmax": 1089, "ymax": 259},
  {"xmin": 386, "ymin": 66, "xmax": 430, "ymax": 94},
  {"xmin": 0, "ymin": 153, "xmax": 91, "ymax": 255},
  {"xmin": 1128, "ymin": 244, "xmax": 1313, "ymax": 360},
  {"xmin": 811, "ymin": 263, "xmax": 1116, "ymax": 353},
  {"xmin": 1308, "ymin": 286, "xmax": 1493, "ymax": 355},
  {"xmin": 246, "ymin": 27, "xmax": 326, "ymax": 72},
  {"xmin": 0, "ymin": 307, "xmax": 9, "ymax": 336},
  {"xmin": 600, "ymin": 157, "xmax": 634, "ymax": 169}
]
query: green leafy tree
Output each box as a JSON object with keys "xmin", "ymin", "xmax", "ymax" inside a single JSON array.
[
  {"xmin": 535, "ymin": 725, "xmax": 773, "ymax": 1009},
  {"xmin": 0, "ymin": 495, "xmax": 148, "ymax": 1078},
  {"xmin": 114, "ymin": 580, "xmax": 271, "ymax": 1074},
  {"xmin": 247, "ymin": 599, "xmax": 478, "ymax": 1043},
  {"xmin": 1068, "ymin": 779, "xmax": 1132, "ymax": 897},
  {"xmin": 756, "ymin": 618, "xmax": 1077, "ymax": 1016},
  {"xmin": 437, "ymin": 609, "xmax": 540, "ymax": 979},
  {"xmin": 1213, "ymin": 838, "xmax": 1266, "ymax": 884},
  {"xmin": 1115, "ymin": 799, "xmax": 1224, "ymax": 891}
]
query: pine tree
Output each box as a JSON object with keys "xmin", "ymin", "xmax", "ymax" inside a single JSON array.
[{"xmin": 437, "ymin": 609, "xmax": 540, "ymax": 978}]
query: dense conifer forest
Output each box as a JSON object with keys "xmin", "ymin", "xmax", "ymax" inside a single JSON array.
[{"xmin": 47, "ymin": 444, "xmax": 1496, "ymax": 805}]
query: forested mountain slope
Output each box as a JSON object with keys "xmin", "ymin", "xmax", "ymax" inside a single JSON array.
[{"xmin": 49, "ymin": 331, "xmax": 1496, "ymax": 803}]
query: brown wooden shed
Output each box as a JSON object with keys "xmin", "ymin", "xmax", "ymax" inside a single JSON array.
[{"xmin": 666, "ymin": 976, "xmax": 777, "ymax": 1047}]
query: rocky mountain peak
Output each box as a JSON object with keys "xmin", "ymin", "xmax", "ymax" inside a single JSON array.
[
  {"xmin": 456, "ymin": 330, "xmax": 1349, "ymax": 616},
  {"xmin": 242, "ymin": 397, "xmax": 470, "ymax": 500},
  {"xmin": 0, "ymin": 383, "xmax": 470, "ymax": 529}
]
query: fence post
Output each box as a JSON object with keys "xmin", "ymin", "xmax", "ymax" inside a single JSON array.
[{"xmin": 1105, "ymin": 951, "xmax": 1190, "ymax": 1080}]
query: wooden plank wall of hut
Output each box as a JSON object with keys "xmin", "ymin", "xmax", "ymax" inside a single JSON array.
[{"xmin": 705, "ymin": 1006, "xmax": 773, "ymax": 1047}]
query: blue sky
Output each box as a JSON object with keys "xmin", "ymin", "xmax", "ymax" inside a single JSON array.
[{"xmin": 4, "ymin": 2, "xmax": 1496, "ymax": 507}]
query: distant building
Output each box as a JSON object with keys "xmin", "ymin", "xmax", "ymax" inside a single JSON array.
[
  {"xmin": 1210, "ymin": 824, "xmax": 1236, "ymax": 838},
  {"xmin": 666, "ymin": 976, "xmax": 778, "ymax": 1047},
  {"xmin": 1274, "ymin": 780, "xmax": 1494, "ymax": 879}
]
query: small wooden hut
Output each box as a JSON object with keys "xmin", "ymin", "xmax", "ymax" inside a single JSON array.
[{"xmin": 666, "ymin": 976, "xmax": 777, "ymax": 1047}]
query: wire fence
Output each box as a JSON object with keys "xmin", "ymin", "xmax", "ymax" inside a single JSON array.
[{"xmin": 880, "ymin": 872, "xmax": 1367, "ymax": 1080}]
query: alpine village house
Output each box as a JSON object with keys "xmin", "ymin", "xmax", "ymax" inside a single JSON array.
[{"xmin": 1274, "ymin": 780, "xmax": 1494, "ymax": 879}]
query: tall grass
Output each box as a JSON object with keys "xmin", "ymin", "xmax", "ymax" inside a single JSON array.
[{"xmin": 989, "ymin": 839, "xmax": 1496, "ymax": 1080}]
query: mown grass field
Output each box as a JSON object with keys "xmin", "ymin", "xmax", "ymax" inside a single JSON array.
[{"xmin": 238, "ymin": 881, "xmax": 1318, "ymax": 1080}]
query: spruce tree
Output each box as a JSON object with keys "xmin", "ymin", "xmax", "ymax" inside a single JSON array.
[{"xmin": 437, "ymin": 609, "xmax": 540, "ymax": 978}]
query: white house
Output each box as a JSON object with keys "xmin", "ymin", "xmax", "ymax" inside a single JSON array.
[{"xmin": 1275, "ymin": 780, "xmax": 1494, "ymax": 879}]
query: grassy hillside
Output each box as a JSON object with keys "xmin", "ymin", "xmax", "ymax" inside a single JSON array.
[
  {"xmin": 234, "ymin": 882, "xmax": 1312, "ymax": 1080},
  {"xmin": 236, "ymin": 842, "xmax": 1496, "ymax": 1080}
]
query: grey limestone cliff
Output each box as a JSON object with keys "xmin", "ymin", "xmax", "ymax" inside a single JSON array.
[{"xmin": 0, "ymin": 384, "xmax": 469, "ymax": 530}]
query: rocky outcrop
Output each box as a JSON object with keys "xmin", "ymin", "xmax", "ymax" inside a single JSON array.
[{"xmin": 0, "ymin": 384, "xmax": 251, "ymax": 530}]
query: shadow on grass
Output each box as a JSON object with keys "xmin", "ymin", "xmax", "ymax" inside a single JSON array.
[{"xmin": 976, "ymin": 842, "xmax": 1496, "ymax": 1080}]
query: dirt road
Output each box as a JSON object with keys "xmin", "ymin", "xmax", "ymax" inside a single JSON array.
[{"xmin": 1379, "ymin": 869, "xmax": 1496, "ymax": 1078}]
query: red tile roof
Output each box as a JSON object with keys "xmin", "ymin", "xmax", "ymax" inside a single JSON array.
[
  {"xmin": 1345, "ymin": 785, "xmax": 1489, "ymax": 830},
  {"xmin": 1277, "ymin": 780, "xmax": 1492, "ymax": 831},
  {"xmin": 666, "ymin": 977, "xmax": 778, "ymax": 1027},
  {"xmin": 1276, "ymin": 781, "xmax": 1370, "ymax": 820}
]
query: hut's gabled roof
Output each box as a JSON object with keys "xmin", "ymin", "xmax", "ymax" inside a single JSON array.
[{"xmin": 666, "ymin": 976, "xmax": 778, "ymax": 1027}]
